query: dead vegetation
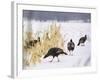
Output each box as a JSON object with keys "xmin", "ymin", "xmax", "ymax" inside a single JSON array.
[{"xmin": 23, "ymin": 22, "xmax": 64, "ymax": 67}]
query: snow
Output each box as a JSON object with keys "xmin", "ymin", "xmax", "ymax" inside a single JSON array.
[
  {"xmin": 25, "ymin": 42, "xmax": 91, "ymax": 69},
  {"xmin": 24, "ymin": 20, "xmax": 91, "ymax": 69}
]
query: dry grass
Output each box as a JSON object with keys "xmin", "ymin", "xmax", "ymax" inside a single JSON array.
[{"xmin": 23, "ymin": 22, "xmax": 64, "ymax": 67}]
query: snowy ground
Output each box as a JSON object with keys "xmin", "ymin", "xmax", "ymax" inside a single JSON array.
[
  {"xmin": 24, "ymin": 20, "xmax": 91, "ymax": 69},
  {"xmin": 25, "ymin": 42, "xmax": 91, "ymax": 69}
]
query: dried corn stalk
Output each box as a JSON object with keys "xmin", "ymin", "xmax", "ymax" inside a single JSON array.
[{"xmin": 23, "ymin": 22, "xmax": 64, "ymax": 68}]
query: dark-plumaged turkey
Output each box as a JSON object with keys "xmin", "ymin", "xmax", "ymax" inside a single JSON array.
[
  {"xmin": 77, "ymin": 35, "xmax": 87, "ymax": 46},
  {"xmin": 26, "ymin": 37, "xmax": 40, "ymax": 48},
  {"xmin": 67, "ymin": 39, "xmax": 75, "ymax": 55},
  {"xmin": 44, "ymin": 47, "xmax": 67, "ymax": 62}
]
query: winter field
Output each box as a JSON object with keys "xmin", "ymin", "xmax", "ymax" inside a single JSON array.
[{"xmin": 23, "ymin": 20, "xmax": 91, "ymax": 69}]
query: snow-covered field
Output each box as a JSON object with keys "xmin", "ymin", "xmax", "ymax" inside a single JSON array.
[{"xmin": 24, "ymin": 20, "xmax": 91, "ymax": 69}]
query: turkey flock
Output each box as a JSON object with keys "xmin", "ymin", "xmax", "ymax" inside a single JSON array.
[
  {"xmin": 26, "ymin": 34, "xmax": 88, "ymax": 62},
  {"xmin": 43, "ymin": 35, "xmax": 87, "ymax": 62}
]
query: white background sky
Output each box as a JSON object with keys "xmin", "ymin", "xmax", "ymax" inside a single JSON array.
[{"xmin": 0, "ymin": 0, "xmax": 100, "ymax": 80}]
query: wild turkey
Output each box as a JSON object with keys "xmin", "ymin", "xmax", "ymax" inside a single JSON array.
[
  {"xmin": 77, "ymin": 35, "xmax": 87, "ymax": 46},
  {"xmin": 44, "ymin": 47, "xmax": 67, "ymax": 62},
  {"xmin": 67, "ymin": 39, "xmax": 75, "ymax": 55},
  {"xmin": 26, "ymin": 37, "xmax": 41, "ymax": 48},
  {"xmin": 33, "ymin": 37, "xmax": 40, "ymax": 44}
]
